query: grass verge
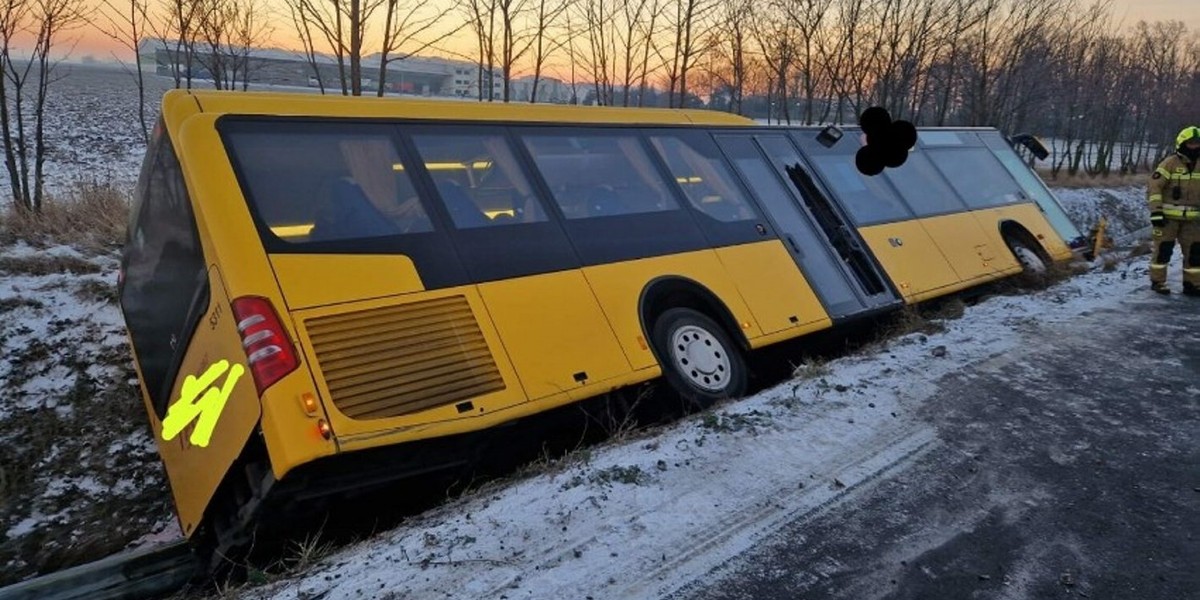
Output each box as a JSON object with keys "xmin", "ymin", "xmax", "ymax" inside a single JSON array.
[
  {"xmin": 1037, "ymin": 170, "xmax": 1145, "ymax": 189},
  {"xmin": 0, "ymin": 182, "xmax": 130, "ymax": 251}
]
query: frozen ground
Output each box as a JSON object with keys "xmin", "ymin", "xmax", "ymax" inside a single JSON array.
[{"xmin": 0, "ymin": 241, "xmax": 175, "ymax": 584}]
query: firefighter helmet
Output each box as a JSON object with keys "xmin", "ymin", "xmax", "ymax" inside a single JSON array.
[{"xmin": 1177, "ymin": 126, "xmax": 1200, "ymax": 150}]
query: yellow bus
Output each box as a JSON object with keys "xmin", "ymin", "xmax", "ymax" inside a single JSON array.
[{"xmin": 118, "ymin": 89, "xmax": 1079, "ymax": 563}]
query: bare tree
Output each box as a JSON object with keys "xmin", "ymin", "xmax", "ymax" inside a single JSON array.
[
  {"xmin": 461, "ymin": 0, "xmax": 498, "ymax": 99},
  {"xmin": 229, "ymin": 0, "xmax": 270, "ymax": 89},
  {"xmin": 575, "ymin": 0, "xmax": 616, "ymax": 104},
  {"xmin": 376, "ymin": 0, "xmax": 459, "ymax": 96},
  {"xmin": 494, "ymin": 0, "xmax": 529, "ymax": 100},
  {"xmin": 611, "ymin": 0, "xmax": 651, "ymax": 106},
  {"xmin": 287, "ymin": 0, "xmax": 326, "ymax": 91},
  {"xmin": 526, "ymin": 0, "xmax": 570, "ymax": 102},
  {"xmin": 152, "ymin": 0, "xmax": 203, "ymax": 88},
  {"xmin": 287, "ymin": 0, "xmax": 387, "ymax": 95},
  {"xmin": 775, "ymin": 0, "xmax": 831, "ymax": 124},
  {"xmin": 630, "ymin": 0, "xmax": 662, "ymax": 105},
  {"xmin": 0, "ymin": 0, "xmax": 88, "ymax": 211},
  {"xmin": 925, "ymin": 0, "xmax": 984, "ymax": 126},
  {"xmin": 0, "ymin": 0, "xmax": 32, "ymax": 209},
  {"xmin": 98, "ymin": 0, "xmax": 150, "ymax": 142},
  {"xmin": 697, "ymin": 0, "xmax": 747, "ymax": 112},
  {"xmin": 1039, "ymin": 1, "xmax": 1109, "ymax": 175},
  {"xmin": 751, "ymin": 6, "xmax": 796, "ymax": 122},
  {"xmin": 195, "ymin": 0, "xmax": 271, "ymax": 90},
  {"xmin": 1135, "ymin": 20, "xmax": 1196, "ymax": 160},
  {"xmin": 659, "ymin": 0, "xmax": 718, "ymax": 107}
]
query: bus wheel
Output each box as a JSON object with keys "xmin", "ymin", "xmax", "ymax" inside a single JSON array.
[
  {"xmin": 652, "ymin": 307, "xmax": 748, "ymax": 409},
  {"xmin": 1006, "ymin": 238, "xmax": 1048, "ymax": 276}
]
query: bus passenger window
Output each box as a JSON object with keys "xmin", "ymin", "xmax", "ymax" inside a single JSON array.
[
  {"xmin": 650, "ymin": 135, "xmax": 758, "ymax": 222},
  {"xmin": 223, "ymin": 128, "xmax": 432, "ymax": 242},
  {"xmin": 882, "ymin": 151, "xmax": 966, "ymax": 216},
  {"xmin": 336, "ymin": 138, "xmax": 431, "ymax": 235},
  {"xmin": 808, "ymin": 156, "xmax": 912, "ymax": 225},
  {"xmin": 523, "ymin": 134, "xmax": 678, "ymax": 219},
  {"xmin": 926, "ymin": 147, "xmax": 1025, "ymax": 209},
  {"xmin": 410, "ymin": 133, "xmax": 548, "ymax": 229},
  {"xmin": 435, "ymin": 179, "xmax": 489, "ymax": 228},
  {"xmin": 311, "ymin": 178, "xmax": 404, "ymax": 240}
]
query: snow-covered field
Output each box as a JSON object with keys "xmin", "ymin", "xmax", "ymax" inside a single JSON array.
[
  {"xmin": 0, "ymin": 242, "xmax": 175, "ymax": 583},
  {"xmin": 0, "ymin": 65, "xmax": 1159, "ymax": 591},
  {"xmin": 0, "ymin": 64, "xmax": 174, "ymax": 200}
]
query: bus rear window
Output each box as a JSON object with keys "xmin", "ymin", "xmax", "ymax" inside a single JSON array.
[{"xmin": 120, "ymin": 132, "xmax": 208, "ymax": 417}]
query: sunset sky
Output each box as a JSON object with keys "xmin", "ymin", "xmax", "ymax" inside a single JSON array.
[{"xmin": 48, "ymin": 0, "xmax": 1200, "ymax": 65}]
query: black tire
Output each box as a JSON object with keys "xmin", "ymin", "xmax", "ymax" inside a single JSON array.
[
  {"xmin": 651, "ymin": 307, "xmax": 749, "ymax": 409},
  {"xmin": 1006, "ymin": 237, "xmax": 1048, "ymax": 277}
]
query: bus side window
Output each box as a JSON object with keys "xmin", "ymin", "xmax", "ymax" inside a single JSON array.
[
  {"xmin": 411, "ymin": 133, "xmax": 550, "ymax": 229},
  {"xmin": 311, "ymin": 178, "xmax": 403, "ymax": 241},
  {"xmin": 523, "ymin": 133, "xmax": 678, "ymax": 219},
  {"xmin": 436, "ymin": 179, "xmax": 489, "ymax": 228},
  {"xmin": 224, "ymin": 128, "xmax": 433, "ymax": 241},
  {"xmin": 339, "ymin": 138, "xmax": 433, "ymax": 234},
  {"xmin": 650, "ymin": 134, "xmax": 758, "ymax": 223}
]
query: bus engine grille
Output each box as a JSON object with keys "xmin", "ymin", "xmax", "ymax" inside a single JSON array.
[{"xmin": 305, "ymin": 295, "xmax": 505, "ymax": 420}]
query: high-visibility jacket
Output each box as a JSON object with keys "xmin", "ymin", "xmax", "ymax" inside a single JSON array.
[{"xmin": 1149, "ymin": 153, "xmax": 1200, "ymax": 220}]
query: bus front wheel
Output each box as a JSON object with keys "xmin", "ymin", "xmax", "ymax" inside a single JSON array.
[
  {"xmin": 652, "ymin": 307, "xmax": 748, "ymax": 409},
  {"xmin": 1006, "ymin": 237, "xmax": 1048, "ymax": 276}
]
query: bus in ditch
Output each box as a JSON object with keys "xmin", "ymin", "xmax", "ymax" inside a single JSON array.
[{"xmin": 118, "ymin": 89, "xmax": 1081, "ymax": 564}]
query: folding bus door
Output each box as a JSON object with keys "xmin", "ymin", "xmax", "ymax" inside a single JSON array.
[{"xmin": 716, "ymin": 134, "xmax": 901, "ymax": 320}]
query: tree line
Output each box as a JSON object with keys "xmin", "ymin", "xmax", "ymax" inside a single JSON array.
[{"xmin": 1, "ymin": 0, "xmax": 1197, "ymax": 210}]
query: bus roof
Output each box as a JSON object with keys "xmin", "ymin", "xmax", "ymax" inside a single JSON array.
[{"xmin": 164, "ymin": 89, "xmax": 756, "ymax": 128}]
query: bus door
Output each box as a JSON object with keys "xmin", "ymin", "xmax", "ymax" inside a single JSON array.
[{"xmin": 716, "ymin": 134, "xmax": 900, "ymax": 320}]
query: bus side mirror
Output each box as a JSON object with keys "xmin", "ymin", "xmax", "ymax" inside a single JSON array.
[{"xmin": 1010, "ymin": 134, "xmax": 1049, "ymax": 161}]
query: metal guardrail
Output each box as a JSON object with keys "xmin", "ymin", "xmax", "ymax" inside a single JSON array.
[{"xmin": 0, "ymin": 541, "xmax": 198, "ymax": 600}]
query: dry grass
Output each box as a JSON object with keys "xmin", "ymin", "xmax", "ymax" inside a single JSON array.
[
  {"xmin": 0, "ymin": 182, "xmax": 130, "ymax": 251},
  {"xmin": 0, "ymin": 254, "xmax": 102, "ymax": 276},
  {"xmin": 791, "ymin": 357, "xmax": 831, "ymax": 380},
  {"xmin": 1037, "ymin": 170, "xmax": 1146, "ymax": 189},
  {"xmin": 881, "ymin": 304, "xmax": 947, "ymax": 338}
]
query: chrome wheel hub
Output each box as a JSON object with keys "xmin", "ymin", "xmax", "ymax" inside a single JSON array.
[{"xmin": 670, "ymin": 325, "xmax": 730, "ymax": 392}]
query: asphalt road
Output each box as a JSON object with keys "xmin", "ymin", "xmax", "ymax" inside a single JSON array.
[{"xmin": 674, "ymin": 291, "xmax": 1200, "ymax": 600}]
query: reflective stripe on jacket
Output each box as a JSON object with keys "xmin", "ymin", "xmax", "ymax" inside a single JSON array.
[
  {"xmin": 1149, "ymin": 153, "xmax": 1200, "ymax": 214},
  {"xmin": 1161, "ymin": 204, "xmax": 1200, "ymax": 220}
]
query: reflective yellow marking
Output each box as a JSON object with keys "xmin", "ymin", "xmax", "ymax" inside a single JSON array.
[
  {"xmin": 393, "ymin": 161, "xmax": 493, "ymax": 172},
  {"xmin": 162, "ymin": 360, "xmax": 246, "ymax": 448},
  {"xmin": 271, "ymin": 224, "xmax": 315, "ymax": 237}
]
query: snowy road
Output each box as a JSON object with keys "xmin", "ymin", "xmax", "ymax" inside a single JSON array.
[{"xmin": 678, "ymin": 289, "xmax": 1200, "ymax": 600}]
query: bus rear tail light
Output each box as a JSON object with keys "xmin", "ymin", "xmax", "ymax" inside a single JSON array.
[{"xmin": 231, "ymin": 296, "xmax": 298, "ymax": 396}]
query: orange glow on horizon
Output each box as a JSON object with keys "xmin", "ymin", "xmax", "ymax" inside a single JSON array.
[{"xmin": 29, "ymin": 0, "xmax": 1200, "ymax": 68}]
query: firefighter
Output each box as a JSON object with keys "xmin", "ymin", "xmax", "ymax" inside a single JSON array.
[{"xmin": 1148, "ymin": 126, "xmax": 1200, "ymax": 295}]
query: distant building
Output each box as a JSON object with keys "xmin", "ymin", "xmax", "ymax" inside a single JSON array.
[
  {"xmin": 508, "ymin": 76, "xmax": 573, "ymax": 104},
  {"xmin": 136, "ymin": 38, "xmax": 507, "ymax": 99}
]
